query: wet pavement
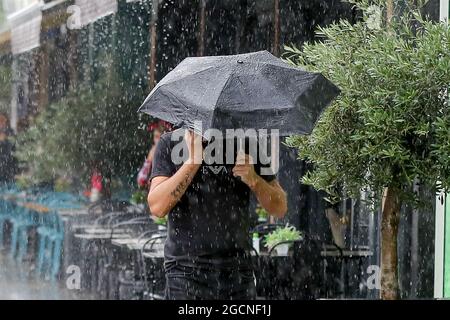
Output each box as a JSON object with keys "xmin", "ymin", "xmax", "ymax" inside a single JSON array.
[{"xmin": 0, "ymin": 253, "xmax": 91, "ymax": 300}]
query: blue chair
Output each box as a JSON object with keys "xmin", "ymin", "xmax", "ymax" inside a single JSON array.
[
  {"xmin": 0, "ymin": 199, "xmax": 15, "ymax": 249},
  {"xmin": 12, "ymin": 192, "xmax": 52, "ymax": 262},
  {"xmin": 0, "ymin": 185, "xmax": 23, "ymax": 251},
  {"xmin": 36, "ymin": 211, "xmax": 64, "ymax": 280},
  {"xmin": 3, "ymin": 188, "xmax": 81, "ymax": 280},
  {"xmin": 27, "ymin": 190, "xmax": 83, "ymax": 280},
  {"xmin": 9, "ymin": 206, "xmax": 40, "ymax": 261}
]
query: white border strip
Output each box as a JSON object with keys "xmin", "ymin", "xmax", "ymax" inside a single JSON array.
[
  {"xmin": 435, "ymin": 0, "xmax": 449, "ymax": 299},
  {"xmin": 435, "ymin": 191, "xmax": 446, "ymax": 298},
  {"xmin": 440, "ymin": 0, "xmax": 449, "ymax": 22}
]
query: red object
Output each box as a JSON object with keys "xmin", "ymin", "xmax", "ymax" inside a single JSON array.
[
  {"xmin": 147, "ymin": 120, "xmax": 173, "ymax": 132},
  {"xmin": 137, "ymin": 159, "xmax": 152, "ymax": 187},
  {"xmin": 91, "ymin": 171, "xmax": 103, "ymax": 191}
]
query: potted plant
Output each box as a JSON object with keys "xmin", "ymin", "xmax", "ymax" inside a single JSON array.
[
  {"xmin": 153, "ymin": 215, "xmax": 168, "ymax": 230},
  {"xmin": 255, "ymin": 205, "xmax": 269, "ymax": 222},
  {"xmin": 264, "ymin": 225, "xmax": 302, "ymax": 256}
]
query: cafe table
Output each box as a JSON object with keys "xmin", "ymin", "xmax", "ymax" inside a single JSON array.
[
  {"xmin": 112, "ymin": 237, "xmax": 154, "ymax": 250},
  {"xmin": 320, "ymin": 245, "xmax": 373, "ymax": 298}
]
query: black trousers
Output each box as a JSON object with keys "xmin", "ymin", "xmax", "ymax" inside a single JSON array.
[{"xmin": 165, "ymin": 263, "xmax": 256, "ymax": 300}]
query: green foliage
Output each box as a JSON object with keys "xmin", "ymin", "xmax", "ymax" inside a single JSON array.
[
  {"xmin": 131, "ymin": 190, "xmax": 148, "ymax": 205},
  {"xmin": 15, "ymin": 174, "xmax": 33, "ymax": 190},
  {"xmin": 255, "ymin": 205, "xmax": 269, "ymax": 220},
  {"xmin": 0, "ymin": 63, "xmax": 11, "ymax": 116},
  {"xmin": 14, "ymin": 75, "xmax": 148, "ymax": 186},
  {"xmin": 54, "ymin": 177, "xmax": 73, "ymax": 192},
  {"xmin": 284, "ymin": 1, "xmax": 450, "ymax": 204},
  {"xmin": 264, "ymin": 225, "xmax": 303, "ymax": 249},
  {"xmin": 153, "ymin": 215, "xmax": 168, "ymax": 226}
]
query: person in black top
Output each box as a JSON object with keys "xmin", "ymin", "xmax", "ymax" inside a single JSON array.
[
  {"xmin": 0, "ymin": 114, "xmax": 16, "ymax": 183},
  {"xmin": 148, "ymin": 128, "xmax": 287, "ymax": 299}
]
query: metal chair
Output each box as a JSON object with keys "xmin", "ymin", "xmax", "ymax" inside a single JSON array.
[
  {"xmin": 251, "ymin": 222, "xmax": 284, "ymax": 239},
  {"xmin": 265, "ymin": 237, "xmax": 323, "ymax": 300},
  {"xmin": 96, "ymin": 217, "xmax": 153, "ymax": 299},
  {"xmin": 88, "ymin": 199, "xmax": 132, "ymax": 215},
  {"xmin": 140, "ymin": 234, "xmax": 166, "ymax": 300},
  {"xmin": 113, "ymin": 226, "xmax": 163, "ymax": 300}
]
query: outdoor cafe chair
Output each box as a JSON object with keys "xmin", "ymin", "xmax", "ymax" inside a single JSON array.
[
  {"xmin": 110, "ymin": 227, "xmax": 163, "ymax": 300},
  {"xmin": 125, "ymin": 227, "xmax": 166, "ymax": 293},
  {"xmin": 140, "ymin": 234, "xmax": 166, "ymax": 300},
  {"xmin": 263, "ymin": 237, "xmax": 322, "ymax": 300},
  {"xmin": 71, "ymin": 209, "xmax": 136, "ymax": 293},
  {"xmin": 114, "ymin": 224, "xmax": 163, "ymax": 300},
  {"xmin": 14, "ymin": 192, "xmax": 70, "ymax": 265},
  {"xmin": 86, "ymin": 207, "xmax": 144, "ymax": 230},
  {"xmin": 0, "ymin": 188, "xmax": 36, "ymax": 257},
  {"xmin": 0, "ymin": 198, "xmax": 15, "ymax": 250},
  {"xmin": 320, "ymin": 243, "xmax": 373, "ymax": 299},
  {"xmin": 79, "ymin": 214, "xmax": 137, "ymax": 297},
  {"xmin": 35, "ymin": 211, "xmax": 65, "ymax": 280},
  {"xmin": 107, "ymin": 212, "xmax": 147, "ymax": 227},
  {"xmin": 92, "ymin": 211, "xmax": 126, "ymax": 227},
  {"xmin": 9, "ymin": 205, "xmax": 40, "ymax": 261},
  {"xmin": 88, "ymin": 199, "xmax": 132, "ymax": 215},
  {"xmin": 98, "ymin": 217, "xmax": 154, "ymax": 299},
  {"xmin": 75, "ymin": 210, "xmax": 134, "ymax": 235},
  {"xmin": 0, "ymin": 185, "xmax": 21, "ymax": 249}
]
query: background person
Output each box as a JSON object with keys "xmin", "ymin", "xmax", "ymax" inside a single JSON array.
[
  {"xmin": 137, "ymin": 120, "xmax": 173, "ymax": 188},
  {"xmin": 0, "ymin": 113, "xmax": 16, "ymax": 183}
]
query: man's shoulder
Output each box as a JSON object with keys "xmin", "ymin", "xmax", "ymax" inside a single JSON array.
[
  {"xmin": 158, "ymin": 130, "xmax": 174, "ymax": 148},
  {"xmin": 151, "ymin": 129, "xmax": 180, "ymax": 175},
  {"xmin": 160, "ymin": 130, "xmax": 172, "ymax": 141},
  {"xmin": 158, "ymin": 129, "xmax": 184, "ymax": 152},
  {"xmin": 160, "ymin": 128, "xmax": 183, "ymax": 143}
]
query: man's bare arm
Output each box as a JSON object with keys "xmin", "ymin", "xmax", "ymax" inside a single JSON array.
[
  {"xmin": 249, "ymin": 178, "xmax": 287, "ymax": 218},
  {"xmin": 148, "ymin": 130, "xmax": 202, "ymax": 218},
  {"xmin": 232, "ymin": 152, "xmax": 287, "ymax": 218},
  {"xmin": 148, "ymin": 163, "xmax": 201, "ymax": 218}
]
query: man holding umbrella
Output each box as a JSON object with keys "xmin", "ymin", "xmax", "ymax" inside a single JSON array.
[
  {"xmin": 148, "ymin": 128, "xmax": 287, "ymax": 299},
  {"xmin": 141, "ymin": 51, "xmax": 340, "ymax": 299}
]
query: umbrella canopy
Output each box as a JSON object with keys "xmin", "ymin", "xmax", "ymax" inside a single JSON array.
[{"xmin": 138, "ymin": 50, "xmax": 340, "ymax": 137}]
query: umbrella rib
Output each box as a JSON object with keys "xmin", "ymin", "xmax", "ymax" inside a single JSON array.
[
  {"xmin": 138, "ymin": 84, "xmax": 166, "ymax": 113},
  {"xmin": 210, "ymin": 72, "xmax": 236, "ymax": 129},
  {"xmin": 156, "ymin": 66, "xmax": 216, "ymax": 87}
]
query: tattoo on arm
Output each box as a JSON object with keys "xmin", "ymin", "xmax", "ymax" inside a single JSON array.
[{"xmin": 170, "ymin": 173, "xmax": 191, "ymax": 199}]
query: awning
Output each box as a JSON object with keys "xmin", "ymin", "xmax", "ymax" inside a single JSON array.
[
  {"xmin": 74, "ymin": 0, "xmax": 118, "ymax": 28},
  {"xmin": 8, "ymin": 2, "xmax": 42, "ymax": 55}
]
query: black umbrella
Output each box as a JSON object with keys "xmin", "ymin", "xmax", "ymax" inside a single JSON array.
[{"xmin": 138, "ymin": 50, "xmax": 340, "ymax": 137}]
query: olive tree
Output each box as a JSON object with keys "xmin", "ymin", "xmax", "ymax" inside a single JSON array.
[{"xmin": 285, "ymin": 0, "xmax": 450, "ymax": 299}]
